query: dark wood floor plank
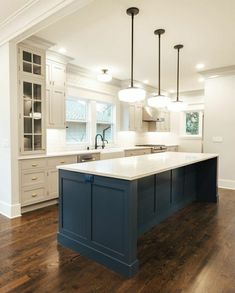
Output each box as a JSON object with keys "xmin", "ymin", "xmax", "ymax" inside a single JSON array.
[{"xmin": 1, "ymin": 189, "xmax": 235, "ymax": 293}]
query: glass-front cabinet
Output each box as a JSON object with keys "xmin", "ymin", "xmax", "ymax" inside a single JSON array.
[
  {"xmin": 18, "ymin": 44, "xmax": 46, "ymax": 154},
  {"xmin": 19, "ymin": 46, "xmax": 44, "ymax": 78}
]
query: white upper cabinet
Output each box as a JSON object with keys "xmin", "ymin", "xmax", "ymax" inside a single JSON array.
[
  {"xmin": 120, "ymin": 103, "xmax": 143, "ymax": 132},
  {"xmin": 46, "ymin": 58, "xmax": 66, "ymax": 129}
]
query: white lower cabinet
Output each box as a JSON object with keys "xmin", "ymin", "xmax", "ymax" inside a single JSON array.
[
  {"xmin": 47, "ymin": 169, "xmax": 58, "ymax": 198},
  {"xmin": 125, "ymin": 148, "xmax": 151, "ymax": 157},
  {"xmin": 20, "ymin": 155, "xmax": 77, "ymax": 207}
]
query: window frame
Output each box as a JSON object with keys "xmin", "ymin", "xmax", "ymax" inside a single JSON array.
[
  {"xmin": 95, "ymin": 101, "xmax": 114, "ymax": 143},
  {"xmin": 180, "ymin": 110, "xmax": 203, "ymax": 139},
  {"xmin": 65, "ymin": 96, "xmax": 89, "ymax": 144}
]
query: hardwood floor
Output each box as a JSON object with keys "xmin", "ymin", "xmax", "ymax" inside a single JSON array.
[{"xmin": 1, "ymin": 189, "xmax": 235, "ymax": 293}]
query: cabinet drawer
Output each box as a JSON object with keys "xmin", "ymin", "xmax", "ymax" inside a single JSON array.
[
  {"xmin": 47, "ymin": 155, "xmax": 77, "ymax": 168},
  {"xmin": 22, "ymin": 170, "xmax": 45, "ymax": 187},
  {"xmin": 21, "ymin": 187, "xmax": 46, "ymax": 206},
  {"xmin": 125, "ymin": 148, "xmax": 151, "ymax": 157},
  {"xmin": 21, "ymin": 158, "xmax": 46, "ymax": 170}
]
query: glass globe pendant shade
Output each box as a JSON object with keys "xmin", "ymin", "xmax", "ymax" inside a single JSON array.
[
  {"xmin": 118, "ymin": 86, "xmax": 146, "ymax": 103},
  {"xmin": 148, "ymin": 94, "xmax": 170, "ymax": 108},
  {"xmin": 168, "ymin": 100, "xmax": 187, "ymax": 112}
]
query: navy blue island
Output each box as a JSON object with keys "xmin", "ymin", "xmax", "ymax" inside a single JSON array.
[{"xmin": 57, "ymin": 152, "xmax": 218, "ymax": 277}]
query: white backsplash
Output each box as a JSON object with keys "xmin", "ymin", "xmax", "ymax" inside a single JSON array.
[{"xmin": 47, "ymin": 129, "xmax": 179, "ymax": 152}]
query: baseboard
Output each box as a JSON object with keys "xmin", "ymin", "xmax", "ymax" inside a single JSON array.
[
  {"xmin": 0, "ymin": 201, "xmax": 21, "ymax": 218},
  {"xmin": 21, "ymin": 199, "xmax": 58, "ymax": 214},
  {"xmin": 219, "ymin": 179, "xmax": 235, "ymax": 190}
]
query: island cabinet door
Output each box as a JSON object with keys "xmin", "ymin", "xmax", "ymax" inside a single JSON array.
[
  {"xmin": 172, "ymin": 167, "xmax": 185, "ymax": 205},
  {"xmin": 155, "ymin": 171, "xmax": 172, "ymax": 216},
  {"xmin": 137, "ymin": 175, "xmax": 156, "ymax": 227},
  {"xmin": 59, "ymin": 171, "xmax": 92, "ymax": 242}
]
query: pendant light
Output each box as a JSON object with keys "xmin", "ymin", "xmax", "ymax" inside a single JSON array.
[
  {"xmin": 97, "ymin": 69, "xmax": 112, "ymax": 82},
  {"xmin": 118, "ymin": 7, "xmax": 146, "ymax": 103},
  {"xmin": 168, "ymin": 44, "xmax": 187, "ymax": 112},
  {"xmin": 148, "ymin": 29, "xmax": 170, "ymax": 108}
]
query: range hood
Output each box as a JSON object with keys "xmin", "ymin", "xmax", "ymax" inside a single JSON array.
[{"xmin": 142, "ymin": 106, "xmax": 165, "ymax": 122}]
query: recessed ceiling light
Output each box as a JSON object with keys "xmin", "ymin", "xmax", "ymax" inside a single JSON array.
[
  {"xmin": 58, "ymin": 47, "xmax": 67, "ymax": 54},
  {"xmin": 196, "ymin": 63, "xmax": 205, "ymax": 70},
  {"xmin": 198, "ymin": 77, "xmax": 205, "ymax": 82},
  {"xmin": 143, "ymin": 80, "xmax": 149, "ymax": 84},
  {"xmin": 169, "ymin": 89, "xmax": 175, "ymax": 94}
]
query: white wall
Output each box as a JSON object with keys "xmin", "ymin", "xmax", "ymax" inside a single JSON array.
[
  {"xmin": 0, "ymin": 42, "xmax": 20, "ymax": 218},
  {"xmin": 204, "ymin": 75, "xmax": 235, "ymax": 189}
]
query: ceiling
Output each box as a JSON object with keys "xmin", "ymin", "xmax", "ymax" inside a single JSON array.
[
  {"xmin": 36, "ymin": 0, "xmax": 235, "ymax": 93},
  {"xmin": 0, "ymin": 0, "xmax": 31, "ymax": 24}
]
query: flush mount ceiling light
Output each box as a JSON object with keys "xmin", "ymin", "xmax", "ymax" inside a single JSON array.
[
  {"xmin": 168, "ymin": 44, "xmax": 187, "ymax": 112},
  {"xmin": 148, "ymin": 29, "xmax": 170, "ymax": 108},
  {"xmin": 97, "ymin": 69, "xmax": 112, "ymax": 82},
  {"xmin": 118, "ymin": 7, "xmax": 146, "ymax": 103}
]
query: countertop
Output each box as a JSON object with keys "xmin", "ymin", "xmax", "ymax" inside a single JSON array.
[{"xmin": 58, "ymin": 152, "xmax": 218, "ymax": 181}]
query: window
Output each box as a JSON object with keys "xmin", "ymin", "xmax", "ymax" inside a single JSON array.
[
  {"xmin": 66, "ymin": 97, "xmax": 88, "ymax": 143},
  {"xmin": 183, "ymin": 111, "xmax": 203, "ymax": 137},
  {"xmin": 96, "ymin": 102, "xmax": 113, "ymax": 142}
]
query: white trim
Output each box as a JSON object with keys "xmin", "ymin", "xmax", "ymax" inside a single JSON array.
[
  {"xmin": 0, "ymin": 201, "xmax": 21, "ymax": 218},
  {"xmin": 219, "ymin": 179, "xmax": 235, "ymax": 190}
]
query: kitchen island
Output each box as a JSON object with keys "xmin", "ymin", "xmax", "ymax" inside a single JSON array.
[{"xmin": 57, "ymin": 152, "xmax": 218, "ymax": 277}]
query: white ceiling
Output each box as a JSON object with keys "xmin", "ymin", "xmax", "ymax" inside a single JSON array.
[
  {"xmin": 0, "ymin": 0, "xmax": 31, "ymax": 24},
  {"xmin": 36, "ymin": 0, "xmax": 235, "ymax": 92}
]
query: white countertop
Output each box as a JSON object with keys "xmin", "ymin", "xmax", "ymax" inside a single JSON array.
[
  {"xmin": 18, "ymin": 146, "xmax": 152, "ymax": 160},
  {"xmin": 58, "ymin": 152, "xmax": 218, "ymax": 181}
]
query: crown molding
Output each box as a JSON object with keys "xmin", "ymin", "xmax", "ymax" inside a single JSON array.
[
  {"xmin": 199, "ymin": 65, "xmax": 235, "ymax": 78},
  {"xmin": 0, "ymin": 0, "xmax": 93, "ymax": 46},
  {"xmin": 47, "ymin": 50, "xmax": 74, "ymax": 64},
  {"xmin": 21, "ymin": 35, "xmax": 55, "ymax": 50}
]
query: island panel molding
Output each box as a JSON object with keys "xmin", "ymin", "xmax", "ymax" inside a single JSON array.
[{"xmin": 57, "ymin": 152, "xmax": 218, "ymax": 277}]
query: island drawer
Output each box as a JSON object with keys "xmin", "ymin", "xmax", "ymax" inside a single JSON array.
[
  {"xmin": 21, "ymin": 186, "xmax": 46, "ymax": 206},
  {"xmin": 47, "ymin": 155, "xmax": 77, "ymax": 168},
  {"xmin": 22, "ymin": 170, "xmax": 46, "ymax": 187},
  {"xmin": 21, "ymin": 158, "xmax": 46, "ymax": 170}
]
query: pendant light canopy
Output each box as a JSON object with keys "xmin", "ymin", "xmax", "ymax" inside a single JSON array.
[
  {"xmin": 118, "ymin": 7, "xmax": 146, "ymax": 103},
  {"xmin": 168, "ymin": 44, "xmax": 187, "ymax": 112},
  {"xmin": 148, "ymin": 29, "xmax": 170, "ymax": 108}
]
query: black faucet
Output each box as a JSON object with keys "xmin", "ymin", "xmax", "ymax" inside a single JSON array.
[{"xmin": 95, "ymin": 134, "xmax": 105, "ymax": 149}]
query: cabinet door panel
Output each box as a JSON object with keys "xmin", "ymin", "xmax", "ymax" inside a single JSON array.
[
  {"xmin": 172, "ymin": 167, "xmax": 185, "ymax": 204},
  {"xmin": 47, "ymin": 89, "xmax": 65, "ymax": 128},
  {"xmin": 47, "ymin": 169, "xmax": 58, "ymax": 198},
  {"xmin": 156, "ymin": 171, "xmax": 171, "ymax": 213},
  {"xmin": 51, "ymin": 63, "xmax": 66, "ymax": 90}
]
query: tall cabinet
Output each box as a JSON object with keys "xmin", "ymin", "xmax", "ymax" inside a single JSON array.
[
  {"xmin": 46, "ymin": 52, "xmax": 72, "ymax": 129},
  {"xmin": 18, "ymin": 44, "xmax": 46, "ymax": 154}
]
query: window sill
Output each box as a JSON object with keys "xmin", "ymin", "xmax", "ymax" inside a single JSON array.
[{"xmin": 180, "ymin": 135, "xmax": 202, "ymax": 140}]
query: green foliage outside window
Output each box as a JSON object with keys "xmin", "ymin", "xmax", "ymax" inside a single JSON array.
[{"xmin": 185, "ymin": 112, "xmax": 199, "ymax": 135}]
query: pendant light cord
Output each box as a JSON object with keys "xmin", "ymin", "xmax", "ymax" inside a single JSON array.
[
  {"xmin": 176, "ymin": 47, "xmax": 180, "ymax": 102},
  {"xmin": 158, "ymin": 33, "xmax": 161, "ymax": 96},
  {"xmin": 131, "ymin": 13, "xmax": 134, "ymax": 87}
]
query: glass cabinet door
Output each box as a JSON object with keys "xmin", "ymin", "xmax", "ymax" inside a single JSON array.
[
  {"xmin": 22, "ymin": 50, "xmax": 42, "ymax": 76},
  {"xmin": 22, "ymin": 80, "xmax": 43, "ymax": 152}
]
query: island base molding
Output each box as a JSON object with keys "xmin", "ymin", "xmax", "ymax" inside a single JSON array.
[{"xmin": 58, "ymin": 157, "xmax": 218, "ymax": 277}]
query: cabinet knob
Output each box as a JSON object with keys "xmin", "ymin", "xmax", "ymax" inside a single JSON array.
[
  {"xmin": 31, "ymin": 177, "xmax": 38, "ymax": 181},
  {"xmin": 60, "ymin": 161, "xmax": 65, "ymax": 164},
  {"xmin": 32, "ymin": 164, "xmax": 38, "ymax": 167},
  {"xmin": 32, "ymin": 193, "xmax": 37, "ymax": 197}
]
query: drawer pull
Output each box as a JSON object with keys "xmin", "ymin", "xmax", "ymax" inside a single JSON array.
[
  {"xmin": 32, "ymin": 193, "xmax": 37, "ymax": 197},
  {"xmin": 32, "ymin": 164, "xmax": 38, "ymax": 167},
  {"xmin": 60, "ymin": 161, "xmax": 65, "ymax": 164},
  {"xmin": 31, "ymin": 177, "xmax": 38, "ymax": 181}
]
